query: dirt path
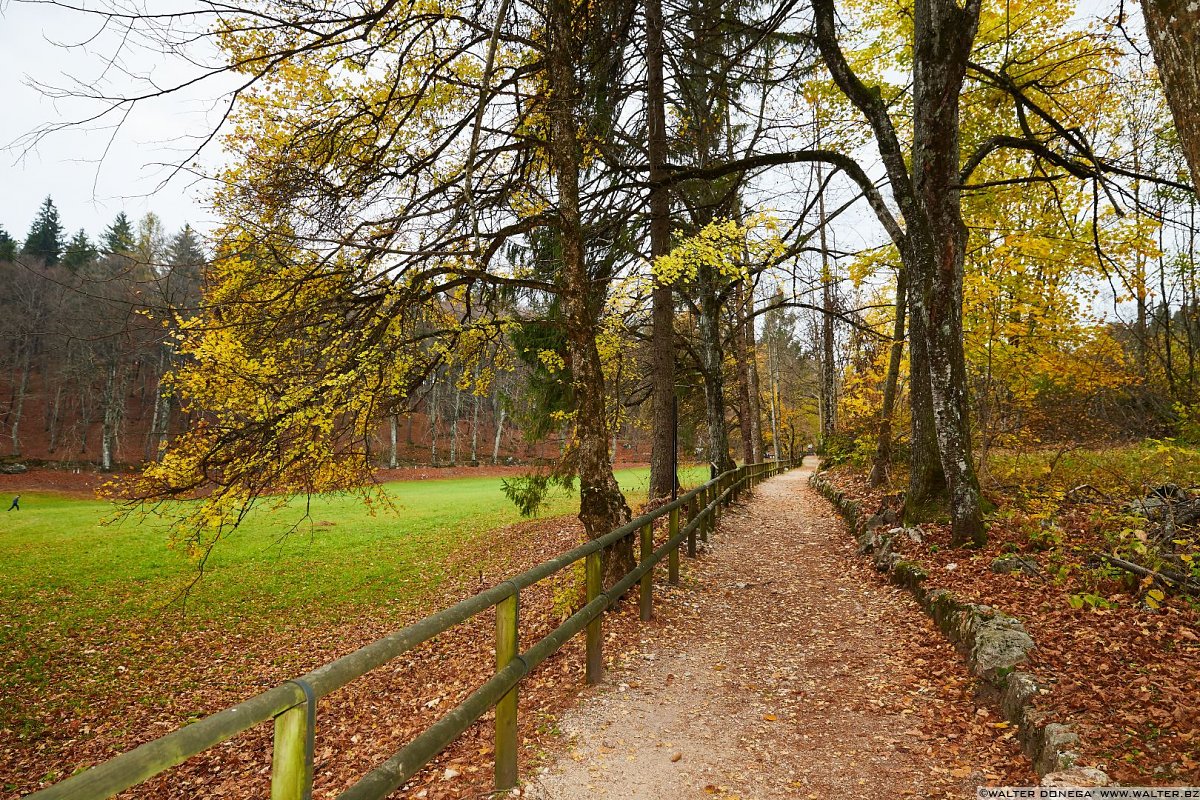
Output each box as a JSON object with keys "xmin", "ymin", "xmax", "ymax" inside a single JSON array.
[{"xmin": 525, "ymin": 467, "xmax": 1033, "ymax": 800}]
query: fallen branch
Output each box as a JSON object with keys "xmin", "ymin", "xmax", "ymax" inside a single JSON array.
[{"xmin": 1091, "ymin": 553, "xmax": 1200, "ymax": 595}]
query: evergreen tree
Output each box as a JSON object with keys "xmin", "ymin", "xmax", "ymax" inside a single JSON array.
[
  {"xmin": 62, "ymin": 228, "xmax": 98, "ymax": 270},
  {"xmin": 167, "ymin": 224, "xmax": 205, "ymax": 268},
  {"xmin": 22, "ymin": 196, "xmax": 64, "ymax": 264},
  {"xmin": 0, "ymin": 226, "xmax": 15, "ymax": 261},
  {"xmin": 103, "ymin": 212, "xmax": 136, "ymax": 255}
]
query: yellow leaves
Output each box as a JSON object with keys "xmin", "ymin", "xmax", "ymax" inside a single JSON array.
[
  {"xmin": 537, "ymin": 349, "xmax": 567, "ymax": 373},
  {"xmin": 653, "ymin": 215, "xmax": 784, "ymax": 287},
  {"xmin": 1145, "ymin": 589, "xmax": 1166, "ymax": 609}
]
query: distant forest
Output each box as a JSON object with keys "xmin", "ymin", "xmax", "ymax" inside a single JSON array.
[{"xmin": 0, "ymin": 198, "xmax": 808, "ymax": 471}]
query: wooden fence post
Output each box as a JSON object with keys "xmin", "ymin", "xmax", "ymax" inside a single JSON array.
[
  {"xmin": 686, "ymin": 497, "xmax": 697, "ymax": 557},
  {"xmin": 701, "ymin": 487, "xmax": 710, "ymax": 543},
  {"xmin": 270, "ymin": 697, "xmax": 313, "ymax": 800},
  {"xmin": 639, "ymin": 523, "xmax": 653, "ymax": 621},
  {"xmin": 494, "ymin": 591, "xmax": 519, "ymax": 791},
  {"xmin": 585, "ymin": 550, "xmax": 603, "ymax": 684},
  {"xmin": 668, "ymin": 507, "xmax": 680, "ymax": 585}
]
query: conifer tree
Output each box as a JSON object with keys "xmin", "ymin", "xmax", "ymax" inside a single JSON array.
[
  {"xmin": 22, "ymin": 196, "xmax": 64, "ymax": 265},
  {"xmin": 0, "ymin": 226, "xmax": 15, "ymax": 261},
  {"xmin": 62, "ymin": 229, "xmax": 98, "ymax": 270},
  {"xmin": 102, "ymin": 212, "xmax": 136, "ymax": 255}
]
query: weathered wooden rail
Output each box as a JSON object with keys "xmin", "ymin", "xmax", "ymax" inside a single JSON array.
[{"xmin": 26, "ymin": 459, "xmax": 796, "ymax": 800}]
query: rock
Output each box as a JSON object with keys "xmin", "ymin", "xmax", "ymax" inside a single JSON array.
[
  {"xmin": 872, "ymin": 534, "xmax": 896, "ymax": 572},
  {"xmin": 0, "ymin": 463, "xmax": 28, "ymax": 475},
  {"xmin": 670, "ymin": 752, "xmax": 682, "ymax": 763},
  {"xmin": 864, "ymin": 507, "xmax": 898, "ymax": 531},
  {"xmin": 1041, "ymin": 766, "xmax": 1112, "ymax": 787},
  {"xmin": 991, "ymin": 556, "xmax": 1040, "ymax": 575},
  {"xmin": 1125, "ymin": 485, "xmax": 1190, "ymax": 520},
  {"xmin": 971, "ymin": 610, "xmax": 1036, "ymax": 681},
  {"xmin": 443, "ymin": 768, "xmax": 461, "ymax": 780},
  {"xmin": 999, "ymin": 671, "xmax": 1039, "ymax": 724},
  {"xmin": 1151, "ymin": 483, "xmax": 1190, "ymax": 501},
  {"xmin": 1035, "ymin": 723, "xmax": 1081, "ymax": 775}
]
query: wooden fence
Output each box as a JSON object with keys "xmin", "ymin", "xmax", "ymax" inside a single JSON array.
[{"xmin": 25, "ymin": 459, "xmax": 796, "ymax": 800}]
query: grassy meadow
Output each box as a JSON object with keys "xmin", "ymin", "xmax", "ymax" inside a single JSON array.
[{"xmin": 0, "ymin": 465, "xmax": 708, "ymax": 630}]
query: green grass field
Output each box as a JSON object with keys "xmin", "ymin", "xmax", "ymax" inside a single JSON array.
[{"xmin": 0, "ymin": 466, "xmax": 707, "ymax": 631}]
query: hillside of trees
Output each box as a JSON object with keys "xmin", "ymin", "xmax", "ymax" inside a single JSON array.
[{"xmin": 0, "ymin": 199, "xmax": 815, "ymax": 474}]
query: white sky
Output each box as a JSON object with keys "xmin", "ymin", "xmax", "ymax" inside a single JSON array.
[{"xmin": 0, "ymin": 0, "xmax": 233, "ymax": 241}]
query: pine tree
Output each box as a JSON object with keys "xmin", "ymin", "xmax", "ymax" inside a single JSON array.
[
  {"xmin": 0, "ymin": 226, "xmax": 15, "ymax": 261},
  {"xmin": 103, "ymin": 212, "xmax": 136, "ymax": 255},
  {"xmin": 167, "ymin": 224, "xmax": 205, "ymax": 267},
  {"xmin": 22, "ymin": 196, "xmax": 64, "ymax": 265},
  {"xmin": 62, "ymin": 229, "xmax": 98, "ymax": 270}
]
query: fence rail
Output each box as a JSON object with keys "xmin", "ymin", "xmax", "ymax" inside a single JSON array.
[{"xmin": 25, "ymin": 459, "xmax": 797, "ymax": 800}]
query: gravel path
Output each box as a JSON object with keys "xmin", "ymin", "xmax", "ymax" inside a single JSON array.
[{"xmin": 524, "ymin": 467, "xmax": 1032, "ymax": 799}]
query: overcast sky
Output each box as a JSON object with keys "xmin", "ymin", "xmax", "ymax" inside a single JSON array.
[{"xmin": 0, "ymin": 0, "xmax": 234, "ymax": 242}]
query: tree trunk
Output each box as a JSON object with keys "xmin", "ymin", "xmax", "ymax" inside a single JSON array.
[
  {"xmin": 471, "ymin": 362, "xmax": 481, "ymax": 464},
  {"xmin": 869, "ymin": 266, "xmax": 907, "ymax": 487},
  {"xmin": 697, "ymin": 263, "xmax": 735, "ymax": 472},
  {"xmin": 449, "ymin": 387, "xmax": 461, "ymax": 465},
  {"xmin": 100, "ymin": 361, "xmax": 125, "ymax": 471},
  {"xmin": 546, "ymin": 0, "xmax": 632, "ymax": 586},
  {"xmin": 910, "ymin": 0, "xmax": 985, "ymax": 545},
  {"xmin": 1142, "ymin": 0, "xmax": 1200, "ymax": 195},
  {"xmin": 906, "ymin": 295, "xmax": 947, "ymax": 511},
  {"xmin": 389, "ymin": 414, "xmax": 399, "ymax": 468},
  {"xmin": 646, "ymin": 0, "xmax": 676, "ymax": 501},
  {"xmin": 746, "ymin": 304, "xmax": 764, "ymax": 462},
  {"xmin": 733, "ymin": 282, "xmax": 756, "ymax": 465},
  {"xmin": 492, "ymin": 404, "xmax": 506, "ymax": 464},
  {"xmin": 817, "ymin": 162, "xmax": 838, "ymax": 447},
  {"xmin": 9, "ymin": 341, "xmax": 31, "ymax": 457},
  {"xmin": 48, "ymin": 385, "xmax": 62, "ymax": 454},
  {"xmin": 429, "ymin": 375, "xmax": 440, "ymax": 466}
]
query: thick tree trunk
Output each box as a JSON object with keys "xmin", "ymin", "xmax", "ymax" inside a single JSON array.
[
  {"xmin": 911, "ymin": 0, "xmax": 985, "ymax": 545},
  {"xmin": 811, "ymin": 0, "xmax": 983, "ymax": 544},
  {"xmin": 870, "ymin": 266, "xmax": 907, "ymax": 487},
  {"xmin": 546, "ymin": 0, "xmax": 632, "ymax": 586},
  {"xmin": 647, "ymin": 0, "xmax": 676, "ymax": 501},
  {"xmin": 1142, "ymin": 0, "xmax": 1200, "ymax": 195},
  {"xmin": 906, "ymin": 296, "xmax": 947, "ymax": 510}
]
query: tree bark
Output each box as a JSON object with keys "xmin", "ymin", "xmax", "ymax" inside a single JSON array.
[
  {"xmin": 1142, "ymin": 0, "xmax": 1200, "ymax": 195},
  {"xmin": 389, "ymin": 414, "xmax": 399, "ymax": 468},
  {"xmin": 698, "ymin": 263, "xmax": 735, "ymax": 472},
  {"xmin": 493, "ymin": 404, "xmax": 506, "ymax": 464},
  {"xmin": 811, "ymin": 0, "xmax": 984, "ymax": 545},
  {"xmin": 817, "ymin": 162, "xmax": 838, "ymax": 447},
  {"xmin": 869, "ymin": 265, "xmax": 907, "ymax": 487},
  {"xmin": 9, "ymin": 341, "xmax": 31, "ymax": 457},
  {"xmin": 546, "ymin": 0, "xmax": 633, "ymax": 586},
  {"xmin": 910, "ymin": 0, "xmax": 985, "ymax": 545},
  {"xmin": 647, "ymin": 0, "xmax": 677, "ymax": 501},
  {"xmin": 746, "ymin": 300, "xmax": 764, "ymax": 462},
  {"xmin": 733, "ymin": 281, "xmax": 756, "ymax": 464}
]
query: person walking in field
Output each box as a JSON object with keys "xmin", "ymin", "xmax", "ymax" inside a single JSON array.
[{"xmin": 7, "ymin": 495, "xmax": 18, "ymax": 511}]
